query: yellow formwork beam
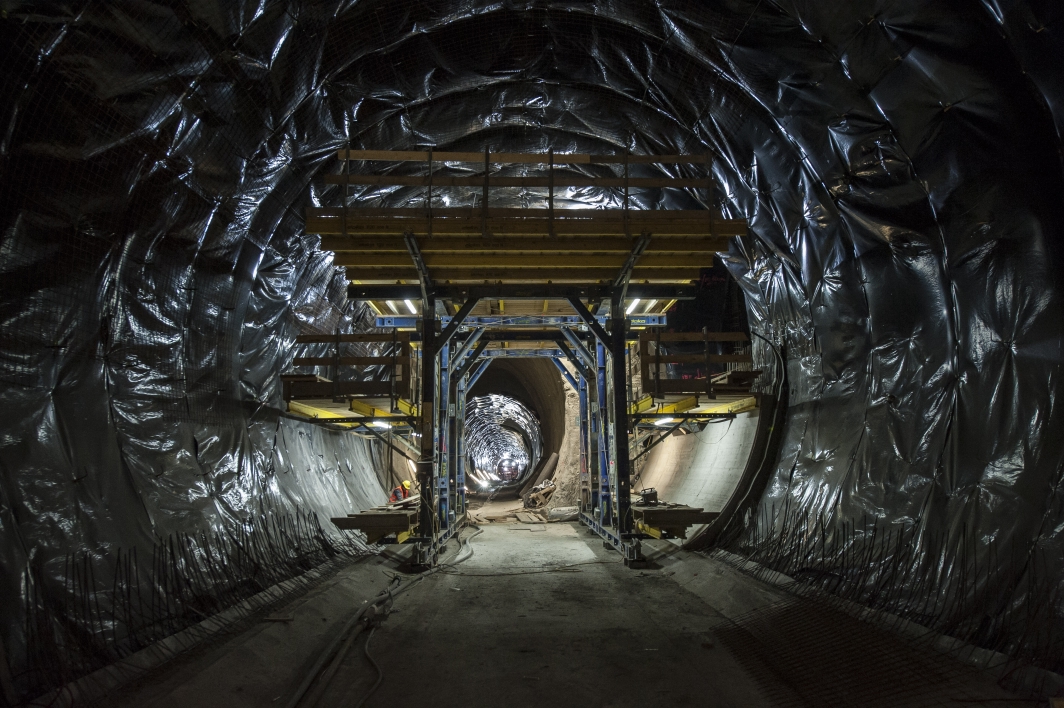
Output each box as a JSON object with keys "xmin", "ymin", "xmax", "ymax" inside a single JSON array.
[
  {"xmin": 695, "ymin": 396, "xmax": 759, "ymax": 415},
  {"xmin": 288, "ymin": 400, "xmax": 351, "ymax": 420},
  {"xmin": 392, "ymin": 398, "xmax": 418, "ymax": 416},
  {"xmin": 655, "ymin": 396, "xmax": 699, "ymax": 415},
  {"xmin": 349, "ymin": 399, "xmax": 420, "ymax": 418},
  {"xmin": 628, "ymin": 394, "xmax": 654, "ymax": 415}
]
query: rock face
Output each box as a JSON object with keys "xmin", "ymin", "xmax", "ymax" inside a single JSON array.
[{"xmin": 549, "ymin": 367, "xmax": 583, "ymax": 510}]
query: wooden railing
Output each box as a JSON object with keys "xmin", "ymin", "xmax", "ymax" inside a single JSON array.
[{"xmin": 638, "ymin": 331, "xmax": 760, "ymax": 398}]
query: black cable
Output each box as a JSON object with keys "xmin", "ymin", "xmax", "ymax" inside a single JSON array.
[
  {"xmin": 287, "ymin": 526, "xmax": 482, "ymax": 708},
  {"xmin": 353, "ymin": 626, "xmax": 384, "ymax": 708}
]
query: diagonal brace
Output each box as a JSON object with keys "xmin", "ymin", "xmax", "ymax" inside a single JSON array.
[
  {"xmin": 439, "ymin": 297, "xmax": 480, "ymax": 347},
  {"xmin": 555, "ymin": 339, "xmax": 594, "ymax": 381},
  {"xmin": 449, "ymin": 327, "xmax": 484, "ymax": 372},
  {"xmin": 466, "ymin": 358, "xmax": 493, "ymax": 389},
  {"xmin": 559, "ymin": 327, "xmax": 597, "ymax": 371},
  {"xmin": 566, "ymin": 297, "xmax": 612, "ymax": 348},
  {"xmin": 452, "ymin": 339, "xmax": 488, "ymax": 381},
  {"xmin": 551, "ymin": 358, "xmax": 578, "ymax": 389},
  {"xmin": 403, "ymin": 231, "xmax": 433, "ymax": 306},
  {"xmin": 614, "ymin": 232, "xmax": 652, "ymax": 304}
]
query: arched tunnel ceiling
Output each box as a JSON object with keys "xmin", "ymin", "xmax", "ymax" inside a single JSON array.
[{"xmin": 2, "ymin": 0, "xmax": 1064, "ymax": 679}]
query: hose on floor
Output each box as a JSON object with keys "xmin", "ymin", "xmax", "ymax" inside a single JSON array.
[{"xmin": 285, "ymin": 526, "xmax": 482, "ymax": 708}]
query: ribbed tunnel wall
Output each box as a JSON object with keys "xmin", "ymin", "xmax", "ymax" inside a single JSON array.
[{"xmin": 2, "ymin": 0, "xmax": 1064, "ymax": 698}]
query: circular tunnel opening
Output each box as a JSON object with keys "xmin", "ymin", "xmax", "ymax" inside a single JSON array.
[
  {"xmin": 465, "ymin": 358, "xmax": 567, "ymax": 498},
  {"xmin": 464, "ymin": 393, "xmax": 541, "ymax": 492}
]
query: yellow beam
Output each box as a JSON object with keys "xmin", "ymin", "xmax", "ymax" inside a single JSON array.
[
  {"xmin": 628, "ymin": 394, "xmax": 654, "ymax": 415},
  {"xmin": 656, "ymin": 396, "xmax": 699, "ymax": 415},
  {"xmin": 392, "ymin": 398, "xmax": 418, "ymax": 416},
  {"xmin": 288, "ymin": 400, "xmax": 351, "ymax": 420},
  {"xmin": 696, "ymin": 396, "xmax": 759, "ymax": 415},
  {"xmin": 348, "ymin": 399, "xmax": 387, "ymax": 417}
]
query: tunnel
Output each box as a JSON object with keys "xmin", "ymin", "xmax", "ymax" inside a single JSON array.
[
  {"xmin": 465, "ymin": 359, "xmax": 565, "ymax": 497},
  {"xmin": 2, "ymin": 1, "xmax": 1064, "ymax": 706}
]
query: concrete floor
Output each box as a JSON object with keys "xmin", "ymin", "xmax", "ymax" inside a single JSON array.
[{"xmin": 110, "ymin": 523, "xmax": 1022, "ymax": 708}]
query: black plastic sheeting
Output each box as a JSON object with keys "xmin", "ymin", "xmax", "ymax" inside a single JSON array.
[
  {"xmin": 1, "ymin": 0, "xmax": 1063, "ymax": 695},
  {"xmin": 464, "ymin": 394, "xmax": 542, "ymax": 492}
]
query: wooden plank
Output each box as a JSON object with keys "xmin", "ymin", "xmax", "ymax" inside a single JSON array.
[
  {"xmin": 307, "ymin": 206, "xmax": 745, "ymax": 227},
  {"xmin": 285, "ymin": 381, "xmax": 394, "ymax": 398},
  {"xmin": 640, "ymin": 331, "xmax": 749, "ymax": 342},
  {"xmin": 325, "ymin": 174, "xmax": 708, "ymax": 188},
  {"xmin": 309, "ymin": 219, "xmax": 737, "ymax": 237},
  {"xmin": 338, "ymin": 150, "xmax": 712, "ymax": 165},
  {"xmin": 309, "ymin": 206, "xmax": 738, "ymax": 221},
  {"xmin": 294, "ymin": 333, "xmax": 410, "ymax": 344},
  {"xmin": 633, "ymin": 507, "xmax": 719, "ymax": 525},
  {"xmin": 319, "ymin": 236, "xmax": 734, "ymax": 254},
  {"xmin": 292, "ymin": 356, "xmax": 410, "ymax": 366},
  {"xmin": 333, "ymin": 515, "xmax": 416, "ymax": 529},
  {"xmin": 332, "ymin": 253, "xmax": 710, "ymax": 268},
  {"xmin": 644, "ymin": 353, "xmax": 753, "ymax": 364},
  {"xmin": 342, "ymin": 267, "xmax": 702, "ymax": 282},
  {"xmin": 636, "ymin": 380, "xmax": 755, "ymax": 395}
]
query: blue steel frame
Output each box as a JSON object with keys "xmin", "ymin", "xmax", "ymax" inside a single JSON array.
[{"xmin": 375, "ymin": 310, "xmax": 661, "ymax": 566}]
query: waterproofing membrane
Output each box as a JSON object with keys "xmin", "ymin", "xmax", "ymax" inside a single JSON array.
[{"xmin": 1, "ymin": 0, "xmax": 1063, "ymax": 694}]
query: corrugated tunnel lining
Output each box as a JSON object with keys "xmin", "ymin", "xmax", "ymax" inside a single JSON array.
[
  {"xmin": 467, "ymin": 358, "xmax": 567, "ymax": 490},
  {"xmin": 464, "ymin": 393, "xmax": 542, "ymax": 490}
]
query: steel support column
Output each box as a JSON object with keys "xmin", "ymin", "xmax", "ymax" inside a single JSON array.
[
  {"xmin": 608, "ymin": 293, "xmax": 642, "ymax": 564},
  {"xmin": 416, "ymin": 297, "xmax": 437, "ymax": 566}
]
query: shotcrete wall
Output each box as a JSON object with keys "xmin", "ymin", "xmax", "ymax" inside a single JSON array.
[{"xmin": 636, "ymin": 413, "xmax": 761, "ymax": 519}]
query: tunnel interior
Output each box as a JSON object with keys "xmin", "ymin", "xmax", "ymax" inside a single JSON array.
[
  {"xmin": 463, "ymin": 393, "xmax": 541, "ymax": 492},
  {"xmin": 464, "ymin": 358, "xmax": 566, "ymax": 496},
  {"xmin": 2, "ymin": 1, "xmax": 1064, "ymax": 704}
]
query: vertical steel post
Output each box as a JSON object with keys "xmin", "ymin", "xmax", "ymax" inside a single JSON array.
[
  {"xmin": 438, "ymin": 342, "xmax": 451, "ymax": 529},
  {"xmin": 578, "ymin": 374, "xmax": 591, "ymax": 513},
  {"xmin": 609, "ymin": 294, "xmax": 634, "ymax": 540},
  {"xmin": 417, "ymin": 297, "xmax": 437, "ymax": 565},
  {"xmin": 595, "ymin": 340, "xmax": 610, "ymax": 526},
  {"xmin": 456, "ymin": 373, "xmax": 467, "ymax": 517}
]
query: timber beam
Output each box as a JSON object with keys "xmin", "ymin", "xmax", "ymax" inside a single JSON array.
[{"xmin": 347, "ymin": 283, "xmax": 700, "ymax": 301}]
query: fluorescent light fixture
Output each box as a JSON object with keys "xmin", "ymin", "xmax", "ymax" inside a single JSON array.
[
  {"xmin": 404, "ymin": 299, "xmax": 417, "ymax": 314},
  {"xmin": 645, "ymin": 300, "xmax": 657, "ymax": 312},
  {"xmin": 407, "ymin": 459, "xmax": 417, "ymax": 473},
  {"xmin": 387, "ymin": 301, "xmax": 399, "ymax": 314},
  {"xmin": 625, "ymin": 298, "xmax": 640, "ymax": 315},
  {"xmin": 654, "ymin": 417, "xmax": 674, "ymax": 426},
  {"xmin": 372, "ymin": 421, "xmax": 392, "ymax": 429}
]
